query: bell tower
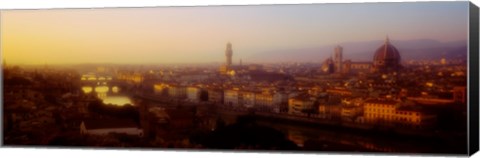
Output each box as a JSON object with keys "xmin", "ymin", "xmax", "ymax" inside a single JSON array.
[
  {"xmin": 334, "ymin": 46, "xmax": 343, "ymax": 73},
  {"xmin": 225, "ymin": 42, "xmax": 233, "ymax": 66}
]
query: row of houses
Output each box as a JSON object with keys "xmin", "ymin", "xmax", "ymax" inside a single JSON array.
[
  {"xmin": 363, "ymin": 99, "xmax": 437, "ymax": 129},
  {"xmin": 223, "ymin": 89, "xmax": 289, "ymax": 108},
  {"xmin": 152, "ymin": 82, "xmax": 439, "ymax": 129},
  {"xmin": 314, "ymin": 97, "xmax": 437, "ymax": 129},
  {"xmin": 153, "ymin": 83, "xmax": 292, "ymax": 110}
]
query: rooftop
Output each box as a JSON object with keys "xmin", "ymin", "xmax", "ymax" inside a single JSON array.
[{"xmin": 364, "ymin": 99, "xmax": 399, "ymax": 105}]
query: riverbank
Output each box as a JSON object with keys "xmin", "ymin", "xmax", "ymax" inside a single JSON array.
[
  {"xmin": 213, "ymin": 106, "xmax": 465, "ymax": 140},
  {"xmin": 131, "ymin": 95, "xmax": 467, "ymax": 154},
  {"xmin": 244, "ymin": 114, "xmax": 467, "ymax": 154}
]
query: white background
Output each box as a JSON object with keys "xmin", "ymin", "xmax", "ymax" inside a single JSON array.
[{"xmin": 0, "ymin": 0, "xmax": 478, "ymax": 158}]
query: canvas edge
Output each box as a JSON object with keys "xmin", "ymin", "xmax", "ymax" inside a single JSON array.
[
  {"xmin": 0, "ymin": 1, "xmax": 476, "ymax": 157},
  {"xmin": 468, "ymin": 1, "xmax": 480, "ymax": 156}
]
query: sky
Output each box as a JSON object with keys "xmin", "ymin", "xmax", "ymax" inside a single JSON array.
[{"xmin": 0, "ymin": 1, "xmax": 469, "ymax": 65}]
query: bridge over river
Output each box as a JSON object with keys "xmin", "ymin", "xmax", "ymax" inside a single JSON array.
[{"xmin": 80, "ymin": 73, "xmax": 136, "ymax": 106}]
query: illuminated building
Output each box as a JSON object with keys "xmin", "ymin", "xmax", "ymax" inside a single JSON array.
[
  {"xmin": 372, "ymin": 36, "xmax": 402, "ymax": 73},
  {"xmin": 168, "ymin": 84, "xmax": 186, "ymax": 99},
  {"xmin": 363, "ymin": 99, "xmax": 399, "ymax": 123},
  {"xmin": 288, "ymin": 94, "xmax": 315, "ymax": 115},
  {"xmin": 186, "ymin": 86, "xmax": 201, "ymax": 102},
  {"xmin": 224, "ymin": 89, "xmax": 240, "ymax": 106},
  {"xmin": 242, "ymin": 91, "xmax": 256, "ymax": 108},
  {"xmin": 153, "ymin": 83, "xmax": 170, "ymax": 95},
  {"xmin": 219, "ymin": 65, "xmax": 229, "ymax": 74},
  {"xmin": 254, "ymin": 91, "xmax": 274, "ymax": 107},
  {"xmin": 322, "ymin": 37, "xmax": 401, "ymax": 74},
  {"xmin": 363, "ymin": 99, "xmax": 437, "ymax": 129},
  {"xmin": 117, "ymin": 71, "xmax": 144, "ymax": 83},
  {"xmin": 440, "ymin": 57, "xmax": 447, "ymax": 65},
  {"xmin": 220, "ymin": 42, "xmax": 234, "ymax": 75}
]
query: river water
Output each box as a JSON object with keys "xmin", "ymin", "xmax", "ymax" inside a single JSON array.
[
  {"xmin": 77, "ymin": 75, "xmax": 465, "ymax": 154},
  {"xmin": 253, "ymin": 119, "xmax": 466, "ymax": 154},
  {"xmin": 213, "ymin": 110, "xmax": 466, "ymax": 154},
  {"xmin": 81, "ymin": 85, "xmax": 134, "ymax": 106}
]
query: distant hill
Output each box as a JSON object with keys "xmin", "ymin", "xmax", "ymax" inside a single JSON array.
[{"xmin": 247, "ymin": 39, "xmax": 467, "ymax": 63}]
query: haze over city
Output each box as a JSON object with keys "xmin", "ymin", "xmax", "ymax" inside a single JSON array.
[
  {"xmin": 1, "ymin": 2, "xmax": 468, "ymax": 65},
  {"xmin": 2, "ymin": 1, "xmax": 472, "ymax": 154}
]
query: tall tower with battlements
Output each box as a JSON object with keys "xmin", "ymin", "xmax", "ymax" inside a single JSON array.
[
  {"xmin": 225, "ymin": 42, "xmax": 233, "ymax": 66},
  {"xmin": 334, "ymin": 45, "xmax": 343, "ymax": 73}
]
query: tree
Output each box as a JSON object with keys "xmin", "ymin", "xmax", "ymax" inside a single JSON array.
[
  {"xmin": 199, "ymin": 116, "xmax": 298, "ymax": 150},
  {"xmin": 199, "ymin": 90, "xmax": 209, "ymax": 101},
  {"xmin": 215, "ymin": 118, "xmax": 226, "ymax": 129}
]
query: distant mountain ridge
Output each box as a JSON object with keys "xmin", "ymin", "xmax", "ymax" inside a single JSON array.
[{"xmin": 247, "ymin": 39, "xmax": 467, "ymax": 63}]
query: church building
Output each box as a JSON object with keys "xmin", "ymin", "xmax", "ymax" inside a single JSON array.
[{"xmin": 322, "ymin": 36, "xmax": 402, "ymax": 74}]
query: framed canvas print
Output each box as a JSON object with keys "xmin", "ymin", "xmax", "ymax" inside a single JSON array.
[{"xmin": 1, "ymin": 0, "xmax": 479, "ymax": 157}]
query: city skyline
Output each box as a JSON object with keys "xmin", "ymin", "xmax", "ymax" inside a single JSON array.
[
  {"xmin": 1, "ymin": 2, "xmax": 469, "ymax": 65},
  {"xmin": 2, "ymin": 1, "xmax": 472, "ymax": 153}
]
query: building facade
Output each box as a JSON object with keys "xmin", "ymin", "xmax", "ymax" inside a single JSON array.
[
  {"xmin": 322, "ymin": 36, "xmax": 401, "ymax": 74},
  {"xmin": 288, "ymin": 95, "xmax": 315, "ymax": 115},
  {"xmin": 186, "ymin": 86, "xmax": 201, "ymax": 102},
  {"xmin": 224, "ymin": 89, "xmax": 240, "ymax": 106},
  {"xmin": 334, "ymin": 45, "xmax": 343, "ymax": 73},
  {"xmin": 207, "ymin": 89, "xmax": 224, "ymax": 104},
  {"xmin": 168, "ymin": 85, "xmax": 186, "ymax": 99},
  {"xmin": 363, "ymin": 99, "xmax": 436, "ymax": 129},
  {"xmin": 372, "ymin": 37, "xmax": 402, "ymax": 73}
]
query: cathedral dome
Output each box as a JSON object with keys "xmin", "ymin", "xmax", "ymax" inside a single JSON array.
[{"xmin": 373, "ymin": 37, "xmax": 401, "ymax": 72}]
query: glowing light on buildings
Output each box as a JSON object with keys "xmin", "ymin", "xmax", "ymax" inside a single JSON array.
[
  {"xmin": 102, "ymin": 96, "xmax": 133, "ymax": 106},
  {"xmin": 112, "ymin": 86, "xmax": 119, "ymax": 93},
  {"xmin": 82, "ymin": 86, "xmax": 93, "ymax": 93},
  {"xmin": 95, "ymin": 86, "xmax": 109, "ymax": 93}
]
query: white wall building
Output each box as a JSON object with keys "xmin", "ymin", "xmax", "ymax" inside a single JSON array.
[
  {"xmin": 224, "ymin": 89, "xmax": 239, "ymax": 106},
  {"xmin": 186, "ymin": 86, "xmax": 201, "ymax": 102},
  {"xmin": 168, "ymin": 85, "xmax": 186, "ymax": 99},
  {"xmin": 242, "ymin": 91, "xmax": 256, "ymax": 108},
  {"xmin": 80, "ymin": 119, "xmax": 144, "ymax": 137}
]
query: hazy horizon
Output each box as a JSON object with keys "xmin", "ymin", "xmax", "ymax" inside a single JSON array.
[{"xmin": 1, "ymin": 2, "xmax": 469, "ymax": 65}]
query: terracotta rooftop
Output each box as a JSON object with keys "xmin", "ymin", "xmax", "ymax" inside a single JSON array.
[{"xmin": 364, "ymin": 99, "xmax": 399, "ymax": 105}]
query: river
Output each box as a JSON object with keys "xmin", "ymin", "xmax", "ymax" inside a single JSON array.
[
  {"xmin": 213, "ymin": 109, "xmax": 466, "ymax": 154},
  {"xmin": 81, "ymin": 85, "xmax": 134, "ymax": 106},
  {"xmin": 77, "ymin": 75, "xmax": 465, "ymax": 154},
  {"xmin": 252, "ymin": 117, "xmax": 466, "ymax": 154}
]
